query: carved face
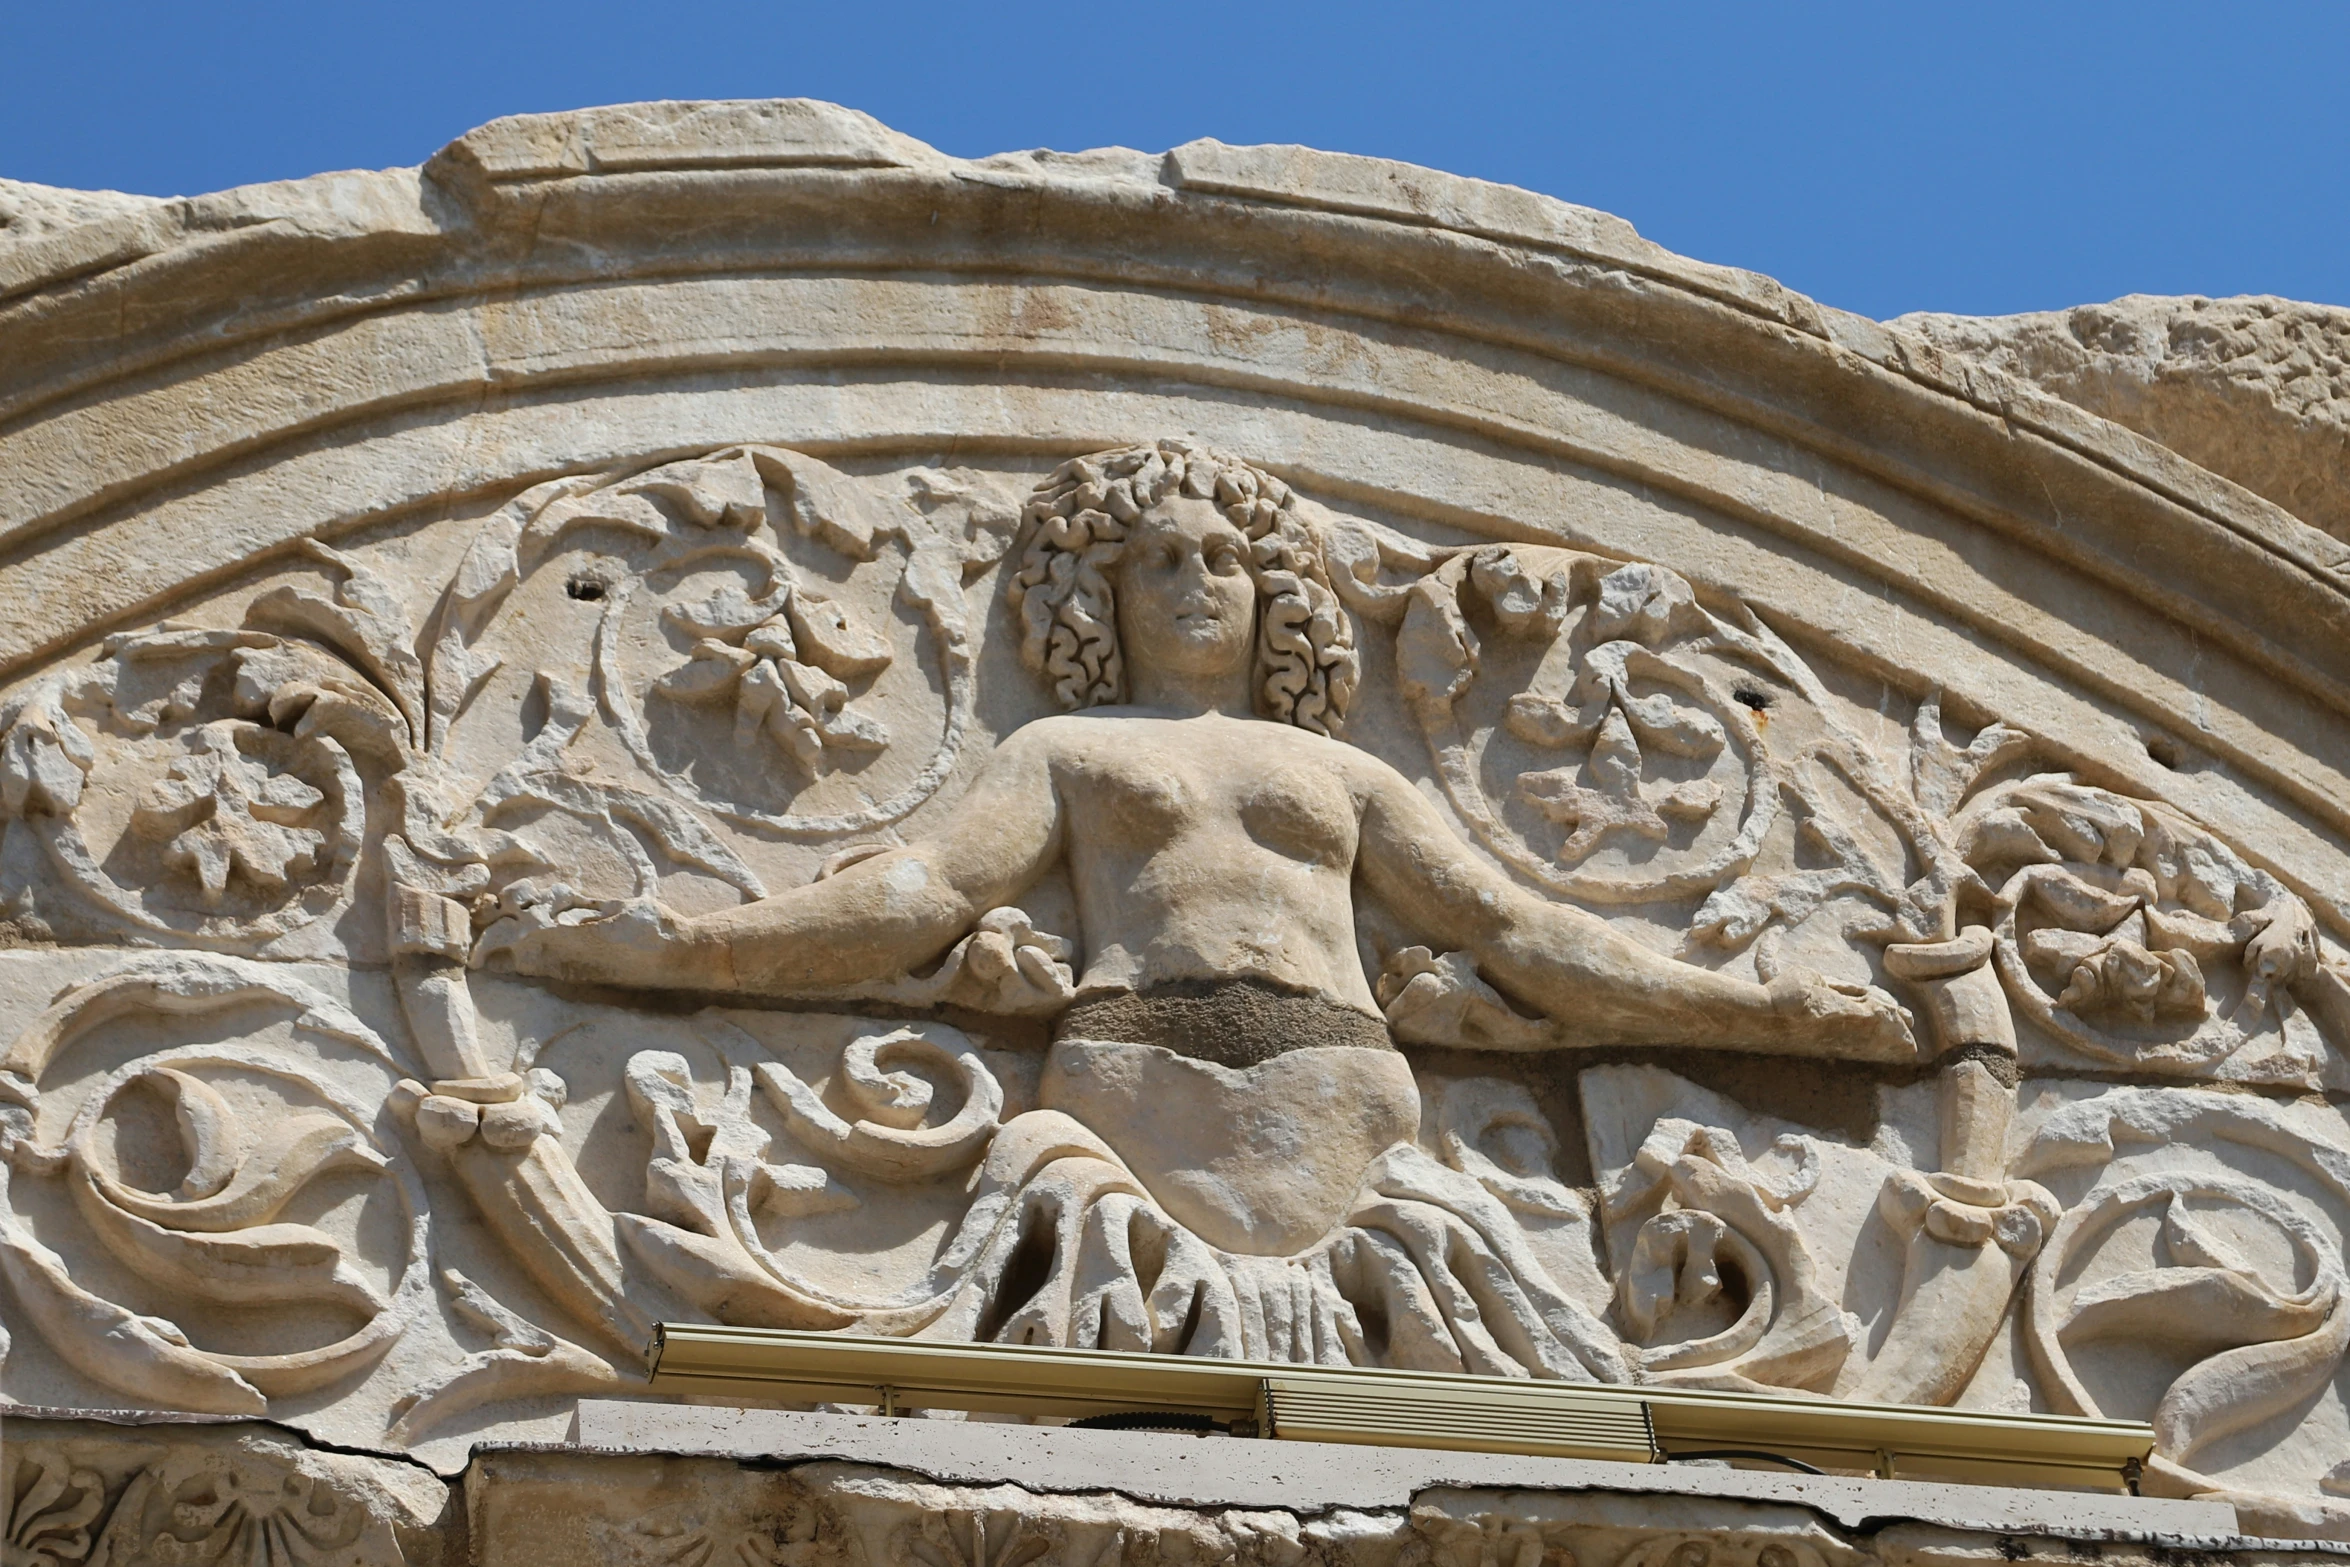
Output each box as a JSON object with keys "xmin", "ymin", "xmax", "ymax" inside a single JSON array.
[{"xmin": 1112, "ymin": 496, "xmax": 1257, "ymax": 680}]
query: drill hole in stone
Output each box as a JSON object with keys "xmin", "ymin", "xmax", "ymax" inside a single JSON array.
[
  {"xmin": 2146, "ymin": 733, "xmax": 2181, "ymax": 769},
  {"xmin": 566, "ymin": 577, "xmax": 606, "ymax": 602}
]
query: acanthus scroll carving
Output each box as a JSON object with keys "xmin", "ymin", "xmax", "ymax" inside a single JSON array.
[
  {"xmin": 1349, "ymin": 543, "xmax": 1781, "ymax": 907},
  {"xmin": 1, "ymin": 437, "xmax": 2348, "ymax": 1525},
  {"xmin": 0, "ymin": 955, "xmax": 429, "ymax": 1417},
  {"xmin": 431, "ymin": 446, "xmax": 1016, "ymax": 841}
]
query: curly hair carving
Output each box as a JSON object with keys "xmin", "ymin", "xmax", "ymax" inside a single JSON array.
[{"xmin": 1005, "ymin": 440, "xmax": 1360, "ymax": 736}]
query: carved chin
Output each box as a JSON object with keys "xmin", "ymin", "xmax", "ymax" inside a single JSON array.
[
  {"xmin": 1039, "ymin": 1038, "xmax": 1421, "ymax": 1256},
  {"xmin": 1142, "ymin": 620, "xmax": 1245, "ymax": 665}
]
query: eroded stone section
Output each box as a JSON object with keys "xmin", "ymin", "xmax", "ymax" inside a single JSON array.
[
  {"xmin": 1895, "ymin": 295, "xmax": 2350, "ymax": 542},
  {"xmin": 0, "ymin": 1414, "xmax": 453, "ymax": 1567}
]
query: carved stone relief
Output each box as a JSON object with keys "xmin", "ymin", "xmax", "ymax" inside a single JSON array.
[
  {"xmin": 6, "ymin": 98, "xmax": 2350, "ymax": 1557},
  {"xmin": 2, "ymin": 436, "xmax": 2346, "ymax": 1538},
  {"xmin": 0, "ymin": 1418, "xmax": 448, "ymax": 1567},
  {"xmin": 466, "ymin": 1445, "xmax": 2251, "ymax": 1567}
]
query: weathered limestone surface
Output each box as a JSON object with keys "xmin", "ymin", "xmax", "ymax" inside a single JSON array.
[
  {"xmin": 560, "ymin": 1401, "xmax": 2237, "ymax": 1533},
  {"xmin": 1897, "ymin": 296, "xmax": 2350, "ymax": 545},
  {"xmin": 3, "ymin": 100, "xmax": 2350, "ymax": 1563}
]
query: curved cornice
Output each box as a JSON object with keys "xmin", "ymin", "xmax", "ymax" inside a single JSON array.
[{"xmin": 3, "ymin": 100, "xmax": 2346, "ymax": 907}]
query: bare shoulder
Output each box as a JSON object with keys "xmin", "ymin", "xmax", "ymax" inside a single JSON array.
[
  {"xmin": 977, "ymin": 710, "xmax": 1129, "ymax": 788},
  {"xmin": 1307, "ymin": 728, "xmax": 1426, "ymax": 804},
  {"xmin": 988, "ymin": 711, "xmax": 1095, "ymax": 761}
]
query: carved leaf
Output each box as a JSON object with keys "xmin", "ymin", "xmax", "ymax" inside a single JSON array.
[
  {"xmin": 902, "ymin": 465, "xmax": 1025, "ymax": 576},
  {"xmin": 1320, "ymin": 516, "xmax": 1438, "ymax": 624},
  {"xmin": 1504, "ymin": 689, "xmax": 1605, "ymax": 749},
  {"xmin": 622, "ymin": 451, "xmax": 769, "ymax": 530},
  {"xmin": 0, "ymin": 1166, "xmax": 267, "ymax": 1415},
  {"xmin": 1396, "ymin": 576, "xmax": 1478, "ymax": 719},
  {"xmin": 74, "ymin": 1167, "xmax": 384, "ymax": 1314},
  {"xmin": 226, "ymin": 641, "xmax": 410, "ymax": 766},
  {"xmin": 1910, "ymin": 688, "xmax": 2033, "ymax": 819},
  {"xmin": 614, "ymin": 1214, "xmax": 854, "ymax": 1330},
  {"xmin": 897, "ymin": 531, "xmax": 975, "ymax": 650},
  {"xmin": 98, "ymin": 1104, "xmax": 383, "ymax": 1232},
  {"xmin": 1587, "ymin": 562, "xmax": 1699, "ymax": 645},
  {"xmin": 388, "ymin": 1269, "xmax": 620, "ymax": 1443},
  {"xmin": 1615, "ymin": 686, "xmax": 1726, "ymax": 759},
  {"xmin": 785, "ymin": 591, "xmax": 894, "ymax": 678},
  {"xmin": 2011, "ymin": 779, "xmax": 2148, "ymax": 868},
  {"xmin": 498, "ymin": 772, "xmax": 767, "ymax": 900},
  {"xmin": 749, "ymin": 448, "xmax": 901, "ymax": 561},
  {"xmin": 2066, "ymin": 1265, "xmax": 2327, "ymax": 1346},
  {"xmin": 654, "ymin": 640, "xmax": 755, "ymax": 703},
  {"xmin": 244, "ymin": 540, "xmax": 425, "ymax": 748},
  {"xmin": 0, "ymin": 680, "xmax": 98, "ymax": 818},
  {"xmin": 1467, "ymin": 546, "xmax": 1569, "ymax": 639},
  {"xmin": 1689, "ymin": 783, "xmax": 1901, "ymax": 951},
  {"xmin": 662, "ymin": 583, "xmax": 789, "ymax": 640},
  {"xmin": 2155, "ymin": 1300, "xmax": 2350, "ymax": 1471}
]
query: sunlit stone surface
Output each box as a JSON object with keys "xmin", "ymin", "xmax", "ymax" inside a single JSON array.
[{"xmin": 3, "ymin": 99, "xmax": 2348, "ymax": 1562}]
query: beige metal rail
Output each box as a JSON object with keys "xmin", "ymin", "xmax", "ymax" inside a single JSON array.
[{"xmin": 647, "ymin": 1324, "xmax": 2151, "ymax": 1491}]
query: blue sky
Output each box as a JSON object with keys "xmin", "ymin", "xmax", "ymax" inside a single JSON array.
[{"xmin": 4, "ymin": 1, "xmax": 2343, "ymax": 321}]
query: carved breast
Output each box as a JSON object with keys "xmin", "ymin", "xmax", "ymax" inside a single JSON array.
[
  {"xmin": 1238, "ymin": 764, "xmax": 1357, "ymax": 868},
  {"xmin": 1078, "ymin": 748, "xmax": 1195, "ymax": 846}
]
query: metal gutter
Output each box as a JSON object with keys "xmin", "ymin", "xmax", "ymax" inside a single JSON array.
[{"xmin": 646, "ymin": 1324, "xmax": 2151, "ymax": 1492}]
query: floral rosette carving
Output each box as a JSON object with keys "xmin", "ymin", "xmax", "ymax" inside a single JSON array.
[
  {"xmin": 1333, "ymin": 533, "xmax": 1781, "ymax": 906},
  {"xmin": 427, "ymin": 447, "xmax": 1016, "ymax": 842},
  {"xmin": 0, "ymin": 533, "xmax": 440, "ymax": 955},
  {"xmin": 1952, "ymin": 775, "xmax": 2346, "ymax": 1076}
]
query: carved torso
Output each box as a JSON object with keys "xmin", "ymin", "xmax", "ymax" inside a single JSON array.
[
  {"xmin": 1040, "ymin": 710, "xmax": 1380, "ymax": 1014},
  {"xmin": 7, "ymin": 111, "xmax": 2350, "ymax": 1538}
]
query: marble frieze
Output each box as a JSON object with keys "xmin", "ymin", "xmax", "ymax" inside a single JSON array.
[{"xmin": 3, "ymin": 98, "xmax": 2350, "ymax": 1562}]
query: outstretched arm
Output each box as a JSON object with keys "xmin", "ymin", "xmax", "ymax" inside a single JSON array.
[
  {"xmin": 495, "ymin": 725, "xmax": 1065, "ymax": 995},
  {"xmin": 1351, "ymin": 760, "xmax": 1914, "ymax": 1060}
]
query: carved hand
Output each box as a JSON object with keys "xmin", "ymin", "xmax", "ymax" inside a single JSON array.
[
  {"xmin": 1764, "ymin": 967, "xmax": 1919, "ymax": 1063},
  {"xmin": 475, "ymin": 887, "xmax": 699, "ymax": 988}
]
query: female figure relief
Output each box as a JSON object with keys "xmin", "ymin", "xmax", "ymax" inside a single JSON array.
[{"xmin": 499, "ymin": 440, "xmax": 1913, "ymax": 1375}]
